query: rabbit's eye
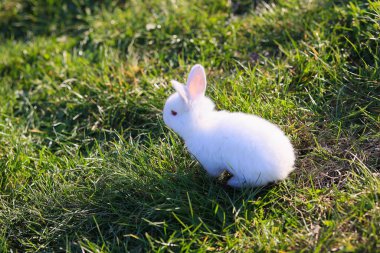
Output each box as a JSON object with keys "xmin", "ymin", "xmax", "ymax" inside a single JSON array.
[{"xmin": 171, "ymin": 110, "xmax": 177, "ymax": 116}]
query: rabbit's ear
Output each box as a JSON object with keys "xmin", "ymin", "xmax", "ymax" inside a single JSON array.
[
  {"xmin": 186, "ymin": 64, "xmax": 207, "ymax": 100},
  {"xmin": 171, "ymin": 80, "xmax": 189, "ymax": 104}
]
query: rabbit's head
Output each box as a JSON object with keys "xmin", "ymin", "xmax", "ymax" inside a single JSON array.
[{"xmin": 163, "ymin": 64, "xmax": 215, "ymax": 139}]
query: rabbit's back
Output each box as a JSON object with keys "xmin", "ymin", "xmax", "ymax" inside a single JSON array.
[{"xmin": 186, "ymin": 111, "xmax": 295, "ymax": 186}]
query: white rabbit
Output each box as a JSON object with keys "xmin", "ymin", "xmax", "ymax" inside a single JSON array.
[{"xmin": 163, "ymin": 64, "xmax": 295, "ymax": 188}]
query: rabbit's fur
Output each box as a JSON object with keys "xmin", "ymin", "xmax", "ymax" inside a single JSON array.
[{"xmin": 163, "ymin": 64, "xmax": 295, "ymax": 187}]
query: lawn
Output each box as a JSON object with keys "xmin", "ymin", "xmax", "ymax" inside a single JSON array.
[{"xmin": 0, "ymin": 0, "xmax": 379, "ymax": 252}]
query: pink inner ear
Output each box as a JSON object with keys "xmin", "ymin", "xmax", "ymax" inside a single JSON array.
[
  {"xmin": 187, "ymin": 65, "xmax": 206, "ymax": 100},
  {"xmin": 188, "ymin": 75, "xmax": 204, "ymax": 98}
]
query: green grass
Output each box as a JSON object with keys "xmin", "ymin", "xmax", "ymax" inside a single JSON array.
[{"xmin": 0, "ymin": 0, "xmax": 379, "ymax": 252}]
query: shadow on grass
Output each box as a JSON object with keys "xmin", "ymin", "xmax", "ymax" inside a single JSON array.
[
  {"xmin": 230, "ymin": 0, "xmax": 275, "ymax": 15},
  {"xmin": 0, "ymin": 0, "xmax": 125, "ymax": 40},
  {"xmin": 65, "ymin": 169, "xmax": 275, "ymax": 251},
  {"xmin": 0, "ymin": 0, "xmax": 276, "ymax": 40},
  {"xmin": 4, "ymin": 155, "xmax": 277, "ymax": 251}
]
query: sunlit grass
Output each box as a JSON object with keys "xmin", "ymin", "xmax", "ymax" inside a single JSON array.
[{"xmin": 0, "ymin": 0, "xmax": 379, "ymax": 252}]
